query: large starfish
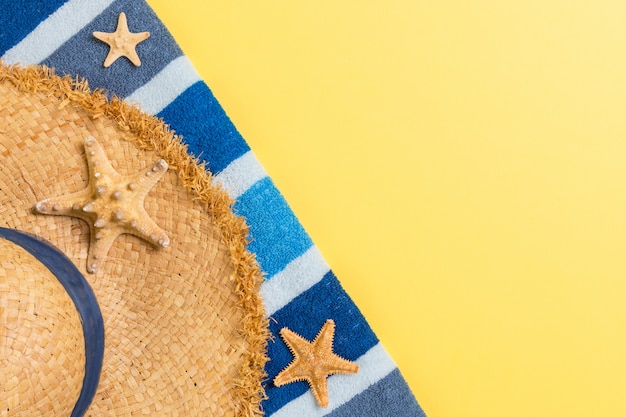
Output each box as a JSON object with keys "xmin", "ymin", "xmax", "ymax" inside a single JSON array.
[
  {"xmin": 35, "ymin": 136, "xmax": 170, "ymax": 273},
  {"xmin": 93, "ymin": 12, "xmax": 150, "ymax": 67},
  {"xmin": 273, "ymin": 319, "xmax": 359, "ymax": 407}
]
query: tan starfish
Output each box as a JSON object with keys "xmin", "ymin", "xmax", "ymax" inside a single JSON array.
[
  {"xmin": 93, "ymin": 12, "xmax": 150, "ymax": 67},
  {"xmin": 273, "ymin": 319, "xmax": 359, "ymax": 407},
  {"xmin": 35, "ymin": 136, "xmax": 169, "ymax": 273}
]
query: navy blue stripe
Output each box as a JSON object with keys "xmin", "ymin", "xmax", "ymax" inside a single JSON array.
[
  {"xmin": 263, "ymin": 271, "xmax": 379, "ymax": 415},
  {"xmin": 328, "ymin": 369, "xmax": 427, "ymax": 417},
  {"xmin": 0, "ymin": 0, "xmax": 69, "ymax": 55},
  {"xmin": 0, "ymin": 228, "xmax": 104, "ymax": 417},
  {"xmin": 157, "ymin": 81, "xmax": 250, "ymax": 173},
  {"xmin": 42, "ymin": 0, "xmax": 182, "ymax": 97},
  {"xmin": 234, "ymin": 177, "xmax": 312, "ymax": 278}
]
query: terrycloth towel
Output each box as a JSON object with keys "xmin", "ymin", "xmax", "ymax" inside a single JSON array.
[{"xmin": 0, "ymin": 1, "xmax": 426, "ymax": 415}]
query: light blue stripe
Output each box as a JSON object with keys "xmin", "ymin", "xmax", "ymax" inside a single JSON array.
[
  {"xmin": 126, "ymin": 55, "xmax": 200, "ymax": 114},
  {"xmin": 214, "ymin": 150, "xmax": 268, "ymax": 200},
  {"xmin": 235, "ymin": 177, "xmax": 313, "ymax": 278},
  {"xmin": 0, "ymin": 0, "xmax": 70, "ymax": 56},
  {"xmin": 261, "ymin": 245, "xmax": 330, "ymax": 316}
]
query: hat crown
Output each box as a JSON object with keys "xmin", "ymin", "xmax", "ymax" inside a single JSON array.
[{"xmin": 0, "ymin": 237, "xmax": 86, "ymax": 416}]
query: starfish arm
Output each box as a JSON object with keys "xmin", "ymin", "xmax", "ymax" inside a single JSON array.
[
  {"xmin": 125, "ymin": 159, "xmax": 168, "ymax": 200},
  {"xmin": 102, "ymin": 51, "xmax": 119, "ymax": 68},
  {"xmin": 309, "ymin": 377, "xmax": 330, "ymax": 408},
  {"xmin": 126, "ymin": 208, "xmax": 170, "ymax": 248},
  {"xmin": 314, "ymin": 319, "xmax": 336, "ymax": 352},
  {"xmin": 273, "ymin": 361, "xmax": 304, "ymax": 387},
  {"xmin": 118, "ymin": 12, "xmax": 150, "ymax": 43},
  {"xmin": 84, "ymin": 136, "xmax": 120, "ymax": 179},
  {"xmin": 135, "ymin": 32, "xmax": 151, "ymax": 42},
  {"xmin": 92, "ymin": 31, "xmax": 111, "ymax": 43},
  {"xmin": 325, "ymin": 353, "xmax": 360, "ymax": 375},
  {"xmin": 126, "ymin": 32, "xmax": 150, "ymax": 66},
  {"xmin": 34, "ymin": 189, "xmax": 93, "ymax": 219},
  {"xmin": 117, "ymin": 12, "xmax": 130, "ymax": 32},
  {"xmin": 85, "ymin": 227, "xmax": 120, "ymax": 273},
  {"xmin": 125, "ymin": 48, "xmax": 142, "ymax": 66},
  {"xmin": 119, "ymin": 159, "xmax": 170, "ymax": 248},
  {"xmin": 279, "ymin": 327, "xmax": 314, "ymax": 358}
]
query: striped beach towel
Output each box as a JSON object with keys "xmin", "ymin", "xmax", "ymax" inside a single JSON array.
[{"xmin": 1, "ymin": 1, "xmax": 426, "ymax": 415}]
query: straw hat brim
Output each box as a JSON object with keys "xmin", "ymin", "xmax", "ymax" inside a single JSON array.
[{"xmin": 0, "ymin": 62, "xmax": 268, "ymax": 417}]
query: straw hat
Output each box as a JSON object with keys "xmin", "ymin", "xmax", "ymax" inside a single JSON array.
[{"xmin": 0, "ymin": 62, "xmax": 269, "ymax": 416}]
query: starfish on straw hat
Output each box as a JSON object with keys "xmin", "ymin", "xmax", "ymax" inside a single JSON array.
[{"xmin": 34, "ymin": 136, "xmax": 169, "ymax": 274}]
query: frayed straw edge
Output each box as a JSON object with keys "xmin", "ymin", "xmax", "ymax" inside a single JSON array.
[{"xmin": 0, "ymin": 61, "xmax": 270, "ymax": 417}]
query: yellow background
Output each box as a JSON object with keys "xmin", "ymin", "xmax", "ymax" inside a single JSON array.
[{"xmin": 146, "ymin": 1, "xmax": 626, "ymax": 416}]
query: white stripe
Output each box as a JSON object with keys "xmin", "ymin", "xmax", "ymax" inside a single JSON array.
[
  {"xmin": 2, "ymin": 0, "xmax": 116, "ymax": 65},
  {"xmin": 261, "ymin": 246, "xmax": 330, "ymax": 316},
  {"xmin": 213, "ymin": 151, "xmax": 268, "ymax": 200},
  {"xmin": 126, "ymin": 56, "xmax": 200, "ymax": 115},
  {"xmin": 271, "ymin": 343, "xmax": 397, "ymax": 417}
]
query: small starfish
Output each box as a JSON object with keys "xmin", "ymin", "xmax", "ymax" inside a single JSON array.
[
  {"xmin": 35, "ymin": 136, "xmax": 170, "ymax": 273},
  {"xmin": 273, "ymin": 319, "xmax": 359, "ymax": 407},
  {"xmin": 93, "ymin": 12, "xmax": 150, "ymax": 67}
]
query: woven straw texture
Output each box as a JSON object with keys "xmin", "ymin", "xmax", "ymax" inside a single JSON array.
[
  {"xmin": 0, "ymin": 237, "xmax": 86, "ymax": 415},
  {"xmin": 0, "ymin": 63, "xmax": 268, "ymax": 417}
]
